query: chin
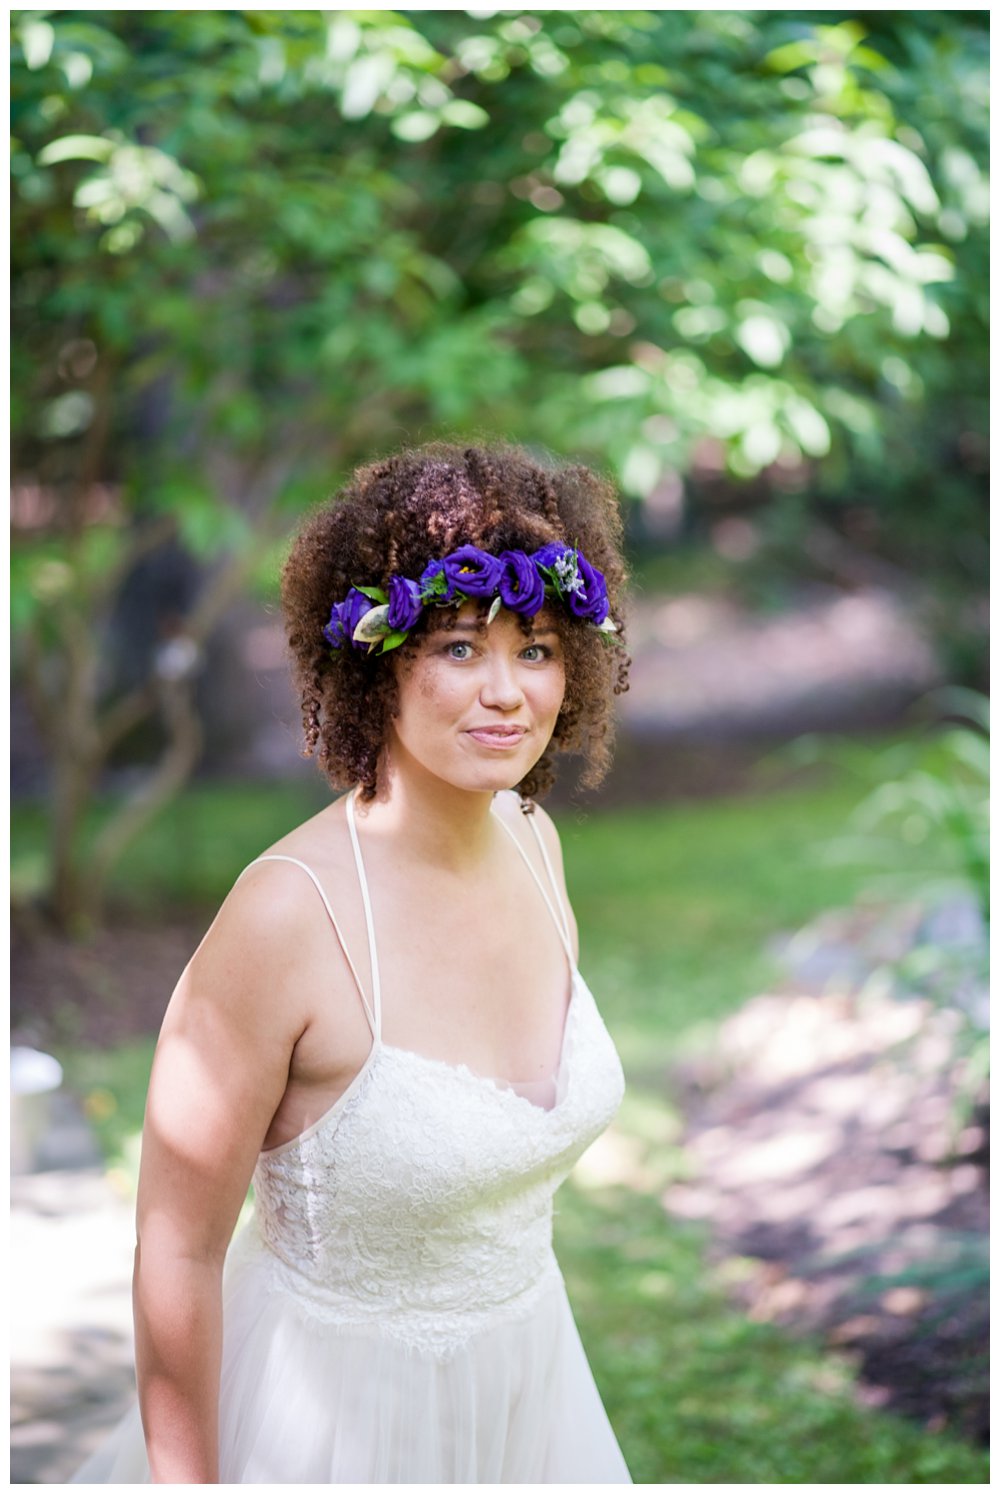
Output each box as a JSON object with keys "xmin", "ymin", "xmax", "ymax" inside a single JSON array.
[
  {"xmin": 464, "ymin": 764, "xmax": 526, "ymax": 795},
  {"xmin": 449, "ymin": 752, "xmax": 535, "ymax": 796}
]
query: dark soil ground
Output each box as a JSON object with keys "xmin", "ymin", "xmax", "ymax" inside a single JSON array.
[
  {"xmin": 664, "ymin": 899, "xmax": 989, "ymax": 1447},
  {"xmin": 12, "ymin": 912, "xmax": 208, "ymax": 1049},
  {"xmin": 666, "ymin": 999, "xmax": 988, "ymax": 1444}
]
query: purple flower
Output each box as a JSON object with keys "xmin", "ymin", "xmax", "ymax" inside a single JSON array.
[
  {"xmin": 531, "ymin": 543, "xmax": 608, "ymax": 624},
  {"xmin": 326, "ymin": 540, "xmax": 611, "ymax": 658},
  {"xmin": 566, "ymin": 552, "xmax": 610, "ymax": 624},
  {"xmin": 344, "ymin": 587, "xmax": 377, "ymax": 639},
  {"xmin": 441, "ymin": 545, "xmax": 504, "ymax": 598},
  {"xmin": 418, "ymin": 557, "xmax": 455, "ymax": 602},
  {"xmin": 532, "ymin": 541, "xmax": 574, "ymax": 571},
  {"xmin": 498, "ymin": 550, "xmax": 546, "ymax": 615},
  {"xmin": 387, "ymin": 575, "xmax": 423, "ymax": 631},
  {"xmin": 323, "ymin": 607, "xmax": 346, "ymax": 649},
  {"xmin": 325, "ymin": 587, "xmax": 381, "ymax": 650}
]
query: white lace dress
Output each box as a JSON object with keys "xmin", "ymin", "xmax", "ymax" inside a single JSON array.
[{"xmin": 73, "ymin": 792, "xmax": 631, "ymax": 1484}]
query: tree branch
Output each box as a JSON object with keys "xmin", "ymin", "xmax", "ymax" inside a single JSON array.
[
  {"xmin": 89, "ymin": 675, "xmax": 204, "ymax": 906},
  {"xmin": 17, "ymin": 624, "xmax": 62, "ymax": 744},
  {"xmin": 96, "ymin": 683, "xmax": 157, "ymax": 756},
  {"xmin": 185, "ymin": 454, "xmax": 306, "ymax": 644},
  {"xmin": 91, "ymin": 512, "xmax": 179, "ymax": 608}
]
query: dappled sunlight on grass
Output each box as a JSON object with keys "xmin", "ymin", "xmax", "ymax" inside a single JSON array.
[
  {"xmin": 54, "ymin": 1039, "xmax": 155, "ymax": 1189},
  {"xmin": 556, "ymin": 1180, "xmax": 986, "ymax": 1483}
]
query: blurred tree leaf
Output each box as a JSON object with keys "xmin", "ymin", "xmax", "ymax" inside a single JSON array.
[{"xmin": 10, "ymin": 8, "xmax": 988, "ymax": 926}]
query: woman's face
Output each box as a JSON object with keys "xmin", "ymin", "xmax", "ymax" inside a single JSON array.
[{"xmin": 387, "ymin": 602, "xmax": 566, "ymax": 795}]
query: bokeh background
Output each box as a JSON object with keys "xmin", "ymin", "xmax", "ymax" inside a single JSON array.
[{"xmin": 10, "ymin": 10, "xmax": 988, "ymax": 1484}]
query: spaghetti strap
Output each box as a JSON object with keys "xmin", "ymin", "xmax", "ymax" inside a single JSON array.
[
  {"xmin": 235, "ymin": 852, "xmax": 379, "ymax": 1039},
  {"xmin": 519, "ymin": 811, "xmax": 574, "ymax": 948},
  {"xmin": 345, "ymin": 788, "xmax": 383, "ymax": 1036},
  {"xmin": 491, "ymin": 804, "xmax": 576, "ymax": 969}
]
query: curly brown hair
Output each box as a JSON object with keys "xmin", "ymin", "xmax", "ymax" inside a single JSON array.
[{"xmin": 281, "ymin": 441, "xmax": 630, "ymax": 801}]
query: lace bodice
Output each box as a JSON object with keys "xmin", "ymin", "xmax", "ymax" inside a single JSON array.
[{"xmin": 236, "ymin": 793, "xmax": 625, "ymax": 1360}]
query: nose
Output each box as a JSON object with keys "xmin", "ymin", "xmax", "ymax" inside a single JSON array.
[{"xmin": 479, "ymin": 651, "xmax": 525, "ymax": 711}]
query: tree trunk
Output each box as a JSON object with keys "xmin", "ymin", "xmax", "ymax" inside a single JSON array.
[
  {"xmin": 49, "ymin": 749, "xmax": 101, "ymax": 934},
  {"xmin": 87, "ymin": 674, "xmax": 204, "ymax": 924},
  {"xmin": 16, "ymin": 459, "xmax": 299, "ymax": 933}
]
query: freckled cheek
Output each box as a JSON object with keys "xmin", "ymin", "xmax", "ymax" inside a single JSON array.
[{"xmin": 412, "ymin": 668, "xmax": 467, "ymax": 716}]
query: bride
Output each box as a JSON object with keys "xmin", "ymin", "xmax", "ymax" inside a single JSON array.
[{"xmin": 76, "ymin": 442, "xmax": 632, "ymax": 1483}]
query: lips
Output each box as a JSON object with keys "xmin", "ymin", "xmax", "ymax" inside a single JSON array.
[{"xmin": 465, "ymin": 726, "xmax": 528, "ymax": 748}]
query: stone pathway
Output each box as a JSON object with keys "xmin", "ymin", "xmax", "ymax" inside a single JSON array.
[{"xmin": 11, "ymin": 1127, "xmax": 137, "ymax": 1482}]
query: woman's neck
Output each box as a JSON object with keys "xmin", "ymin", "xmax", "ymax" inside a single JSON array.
[{"xmin": 354, "ymin": 763, "xmax": 503, "ymax": 872}]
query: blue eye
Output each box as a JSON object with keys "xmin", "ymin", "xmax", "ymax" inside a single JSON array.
[{"xmin": 442, "ymin": 638, "xmax": 554, "ymax": 662}]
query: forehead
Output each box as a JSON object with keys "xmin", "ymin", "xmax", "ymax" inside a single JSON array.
[{"xmin": 424, "ymin": 600, "xmax": 560, "ymax": 637}]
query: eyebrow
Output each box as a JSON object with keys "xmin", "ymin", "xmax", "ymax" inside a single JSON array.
[{"xmin": 447, "ymin": 622, "xmax": 559, "ymax": 636}]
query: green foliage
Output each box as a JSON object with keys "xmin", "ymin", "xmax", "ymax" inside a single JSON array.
[
  {"xmin": 56, "ymin": 1037, "xmax": 156, "ymax": 1184},
  {"xmin": 799, "ymin": 694, "xmax": 990, "ymax": 1137},
  {"xmin": 788, "ymin": 696, "xmax": 988, "ymax": 916},
  {"xmin": 846, "ymin": 691, "xmax": 988, "ymax": 921},
  {"xmin": 11, "ymin": 9, "xmax": 988, "ymax": 532},
  {"xmin": 11, "ymin": 779, "xmax": 327, "ymax": 911},
  {"xmin": 563, "ymin": 765, "xmax": 888, "ymax": 1068},
  {"xmin": 10, "ymin": 11, "xmax": 987, "ymax": 920}
]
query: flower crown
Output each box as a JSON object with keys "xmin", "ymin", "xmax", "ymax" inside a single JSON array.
[{"xmin": 323, "ymin": 542, "xmax": 617, "ymax": 656}]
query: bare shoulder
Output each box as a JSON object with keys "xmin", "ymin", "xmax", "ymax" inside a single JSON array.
[
  {"xmin": 172, "ymin": 866, "xmax": 310, "ymax": 1043},
  {"xmin": 214, "ymin": 794, "xmax": 355, "ymax": 945},
  {"xmin": 212, "ymin": 860, "xmax": 319, "ymax": 954},
  {"xmin": 179, "ymin": 800, "xmax": 354, "ymax": 1037}
]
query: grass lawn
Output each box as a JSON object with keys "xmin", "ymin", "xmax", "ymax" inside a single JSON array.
[
  {"xmin": 558, "ymin": 1183, "xmax": 985, "ymax": 1484},
  {"xmin": 15, "ymin": 740, "xmax": 988, "ymax": 1483}
]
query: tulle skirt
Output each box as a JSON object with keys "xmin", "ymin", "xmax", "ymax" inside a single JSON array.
[{"xmin": 72, "ymin": 1243, "xmax": 630, "ymax": 1484}]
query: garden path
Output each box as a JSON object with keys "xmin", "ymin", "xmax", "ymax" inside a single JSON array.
[{"xmin": 11, "ymin": 1163, "xmax": 136, "ymax": 1483}]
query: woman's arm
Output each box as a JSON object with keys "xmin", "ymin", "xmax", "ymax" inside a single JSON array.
[{"xmin": 133, "ymin": 868, "xmax": 313, "ymax": 1483}]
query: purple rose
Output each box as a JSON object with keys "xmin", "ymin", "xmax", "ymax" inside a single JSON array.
[
  {"xmin": 334, "ymin": 587, "xmax": 378, "ymax": 649},
  {"xmin": 566, "ymin": 553, "xmax": 610, "ymax": 624},
  {"xmin": 532, "ymin": 541, "xmax": 573, "ymax": 571},
  {"xmin": 533, "ymin": 544, "xmax": 609, "ymax": 623},
  {"xmin": 323, "ymin": 589, "xmax": 378, "ymax": 650},
  {"xmin": 498, "ymin": 550, "xmax": 546, "ymax": 615},
  {"xmin": 387, "ymin": 575, "xmax": 423, "ymax": 631},
  {"xmin": 322, "ymin": 601, "xmax": 348, "ymax": 649},
  {"xmin": 441, "ymin": 545, "xmax": 504, "ymax": 598},
  {"xmin": 418, "ymin": 557, "xmax": 455, "ymax": 603}
]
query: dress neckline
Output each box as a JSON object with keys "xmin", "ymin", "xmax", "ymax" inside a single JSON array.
[
  {"xmin": 257, "ymin": 788, "xmax": 580, "ymax": 1158},
  {"xmin": 258, "ymin": 968, "xmax": 585, "ymax": 1159},
  {"xmin": 379, "ymin": 963, "xmax": 580, "ymax": 1112}
]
